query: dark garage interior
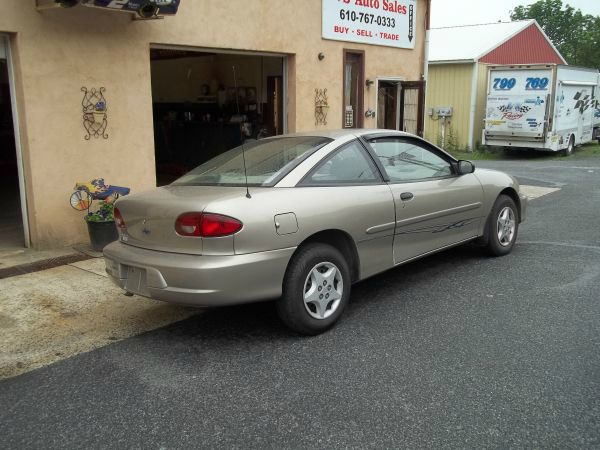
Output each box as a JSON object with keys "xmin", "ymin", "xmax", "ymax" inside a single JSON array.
[
  {"xmin": 0, "ymin": 55, "xmax": 23, "ymax": 251},
  {"xmin": 150, "ymin": 49, "xmax": 285, "ymax": 186}
]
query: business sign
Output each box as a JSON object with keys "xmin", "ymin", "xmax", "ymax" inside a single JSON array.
[{"xmin": 322, "ymin": 0, "xmax": 417, "ymax": 49}]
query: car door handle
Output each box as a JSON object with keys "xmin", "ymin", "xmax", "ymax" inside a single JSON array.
[{"xmin": 400, "ymin": 192, "xmax": 414, "ymax": 201}]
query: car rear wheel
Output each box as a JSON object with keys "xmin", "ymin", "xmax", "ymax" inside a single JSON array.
[
  {"xmin": 277, "ymin": 243, "xmax": 351, "ymax": 335},
  {"xmin": 484, "ymin": 195, "xmax": 519, "ymax": 257}
]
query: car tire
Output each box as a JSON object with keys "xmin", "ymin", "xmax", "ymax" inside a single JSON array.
[
  {"xmin": 562, "ymin": 135, "xmax": 574, "ymax": 156},
  {"xmin": 277, "ymin": 243, "xmax": 351, "ymax": 335},
  {"xmin": 484, "ymin": 195, "xmax": 519, "ymax": 257}
]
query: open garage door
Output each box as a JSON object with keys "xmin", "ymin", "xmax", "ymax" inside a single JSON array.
[
  {"xmin": 0, "ymin": 35, "xmax": 29, "ymax": 250},
  {"xmin": 150, "ymin": 47, "xmax": 287, "ymax": 186}
]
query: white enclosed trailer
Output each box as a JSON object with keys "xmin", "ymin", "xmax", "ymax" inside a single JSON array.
[{"xmin": 483, "ymin": 64, "xmax": 600, "ymax": 155}]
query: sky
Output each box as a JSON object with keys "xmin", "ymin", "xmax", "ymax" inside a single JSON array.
[{"xmin": 430, "ymin": 0, "xmax": 600, "ymax": 28}]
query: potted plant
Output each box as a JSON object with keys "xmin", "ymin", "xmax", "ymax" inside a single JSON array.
[
  {"xmin": 70, "ymin": 178, "xmax": 130, "ymax": 252},
  {"xmin": 85, "ymin": 198, "xmax": 119, "ymax": 252}
]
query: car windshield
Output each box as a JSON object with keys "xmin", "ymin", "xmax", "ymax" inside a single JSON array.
[{"xmin": 173, "ymin": 136, "xmax": 332, "ymax": 187}]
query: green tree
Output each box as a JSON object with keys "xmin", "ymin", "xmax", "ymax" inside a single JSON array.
[{"xmin": 511, "ymin": 0, "xmax": 600, "ymax": 68}]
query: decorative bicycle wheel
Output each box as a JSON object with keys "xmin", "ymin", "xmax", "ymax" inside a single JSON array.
[{"xmin": 70, "ymin": 190, "xmax": 93, "ymax": 211}]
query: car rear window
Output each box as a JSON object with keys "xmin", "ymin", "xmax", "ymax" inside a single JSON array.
[{"xmin": 173, "ymin": 136, "xmax": 332, "ymax": 187}]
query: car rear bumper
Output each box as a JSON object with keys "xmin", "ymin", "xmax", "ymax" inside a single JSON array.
[{"xmin": 103, "ymin": 242, "xmax": 296, "ymax": 307}]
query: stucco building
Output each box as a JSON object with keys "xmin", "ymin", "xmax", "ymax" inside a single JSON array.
[
  {"xmin": 0, "ymin": 0, "xmax": 430, "ymax": 250},
  {"xmin": 424, "ymin": 20, "xmax": 566, "ymax": 151}
]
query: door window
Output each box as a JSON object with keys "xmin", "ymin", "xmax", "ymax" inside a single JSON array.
[
  {"xmin": 400, "ymin": 81, "xmax": 425, "ymax": 136},
  {"xmin": 343, "ymin": 51, "xmax": 364, "ymax": 128},
  {"xmin": 302, "ymin": 141, "xmax": 380, "ymax": 185},
  {"xmin": 401, "ymin": 87, "xmax": 419, "ymax": 134},
  {"xmin": 377, "ymin": 81, "xmax": 401, "ymax": 130},
  {"xmin": 369, "ymin": 138, "xmax": 452, "ymax": 182}
]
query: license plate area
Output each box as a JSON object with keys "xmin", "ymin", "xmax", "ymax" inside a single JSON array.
[
  {"xmin": 124, "ymin": 265, "xmax": 150, "ymax": 297},
  {"xmin": 105, "ymin": 257, "xmax": 122, "ymax": 278}
]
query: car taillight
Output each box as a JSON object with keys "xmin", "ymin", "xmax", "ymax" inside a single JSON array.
[
  {"xmin": 175, "ymin": 213, "xmax": 243, "ymax": 238},
  {"xmin": 114, "ymin": 207, "xmax": 126, "ymax": 229}
]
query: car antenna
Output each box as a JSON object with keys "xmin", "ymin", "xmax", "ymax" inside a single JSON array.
[{"xmin": 233, "ymin": 65, "xmax": 252, "ymax": 199}]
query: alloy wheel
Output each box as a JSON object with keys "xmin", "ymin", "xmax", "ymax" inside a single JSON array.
[{"xmin": 496, "ymin": 206, "xmax": 516, "ymax": 247}]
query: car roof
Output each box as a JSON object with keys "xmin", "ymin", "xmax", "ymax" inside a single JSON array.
[{"xmin": 271, "ymin": 129, "xmax": 416, "ymax": 140}]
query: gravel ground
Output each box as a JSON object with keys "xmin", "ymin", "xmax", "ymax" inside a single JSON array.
[{"xmin": 0, "ymin": 259, "xmax": 196, "ymax": 378}]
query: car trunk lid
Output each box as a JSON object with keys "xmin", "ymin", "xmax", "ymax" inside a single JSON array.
[{"xmin": 115, "ymin": 185, "xmax": 247, "ymax": 255}]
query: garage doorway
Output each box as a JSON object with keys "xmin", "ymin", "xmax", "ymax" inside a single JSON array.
[
  {"xmin": 0, "ymin": 35, "xmax": 29, "ymax": 250},
  {"xmin": 150, "ymin": 47, "xmax": 287, "ymax": 186},
  {"xmin": 377, "ymin": 78, "xmax": 425, "ymax": 136}
]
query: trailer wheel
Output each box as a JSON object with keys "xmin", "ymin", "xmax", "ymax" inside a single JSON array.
[{"xmin": 562, "ymin": 135, "xmax": 574, "ymax": 157}]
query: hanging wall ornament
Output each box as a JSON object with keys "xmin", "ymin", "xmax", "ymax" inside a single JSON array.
[
  {"xmin": 315, "ymin": 88, "xmax": 329, "ymax": 126},
  {"xmin": 81, "ymin": 87, "xmax": 108, "ymax": 140}
]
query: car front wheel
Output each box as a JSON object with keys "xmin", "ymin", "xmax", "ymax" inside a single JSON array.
[
  {"xmin": 485, "ymin": 195, "xmax": 519, "ymax": 256},
  {"xmin": 277, "ymin": 243, "xmax": 351, "ymax": 335}
]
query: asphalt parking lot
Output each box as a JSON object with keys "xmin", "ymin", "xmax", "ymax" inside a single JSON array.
[{"xmin": 1, "ymin": 157, "xmax": 599, "ymax": 449}]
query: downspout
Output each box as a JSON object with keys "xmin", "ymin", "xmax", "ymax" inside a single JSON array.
[
  {"xmin": 422, "ymin": 0, "xmax": 431, "ymax": 138},
  {"xmin": 467, "ymin": 61, "xmax": 478, "ymax": 152},
  {"xmin": 423, "ymin": 0, "xmax": 430, "ymax": 81}
]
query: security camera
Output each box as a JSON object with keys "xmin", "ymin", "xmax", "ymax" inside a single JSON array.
[
  {"xmin": 138, "ymin": 1, "xmax": 160, "ymax": 18},
  {"xmin": 55, "ymin": 0, "xmax": 80, "ymax": 7}
]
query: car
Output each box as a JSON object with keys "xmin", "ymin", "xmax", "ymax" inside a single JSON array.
[{"xmin": 104, "ymin": 129, "xmax": 527, "ymax": 335}]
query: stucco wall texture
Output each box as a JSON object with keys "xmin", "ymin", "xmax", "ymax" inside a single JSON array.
[{"xmin": 1, "ymin": 0, "xmax": 427, "ymax": 249}]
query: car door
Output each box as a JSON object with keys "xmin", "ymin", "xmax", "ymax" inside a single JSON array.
[
  {"xmin": 365, "ymin": 136, "xmax": 484, "ymax": 265},
  {"xmin": 298, "ymin": 139, "xmax": 396, "ymax": 279}
]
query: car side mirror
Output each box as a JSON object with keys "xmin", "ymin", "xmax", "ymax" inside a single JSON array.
[{"xmin": 457, "ymin": 160, "xmax": 475, "ymax": 175}]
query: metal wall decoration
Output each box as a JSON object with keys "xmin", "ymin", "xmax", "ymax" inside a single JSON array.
[
  {"xmin": 315, "ymin": 88, "xmax": 329, "ymax": 126},
  {"xmin": 81, "ymin": 87, "xmax": 108, "ymax": 140}
]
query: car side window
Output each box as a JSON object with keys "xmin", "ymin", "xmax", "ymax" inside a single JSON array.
[
  {"xmin": 369, "ymin": 138, "xmax": 453, "ymax": 182},
  {"xmin": 302, "ymin": 140, "xmax": 381, "ymax": 185}
]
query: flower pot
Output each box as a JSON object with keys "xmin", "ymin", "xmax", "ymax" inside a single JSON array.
[
  {"xmin": 86, "ymin": 220, "xmax": 118, "ymax": 252},
  {"xmin": 93, "ymin": 112, "xmax": 106, "ymax": 124}
]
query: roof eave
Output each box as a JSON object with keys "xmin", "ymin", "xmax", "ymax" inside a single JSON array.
[{"xmin": 429, "ymin": 59, "xmax": 476, "ymax": 65}]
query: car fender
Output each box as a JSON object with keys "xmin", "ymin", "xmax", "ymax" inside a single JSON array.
[{"xmin": 473, "ymin": 168, "xmax": 522, "ymax": 236}]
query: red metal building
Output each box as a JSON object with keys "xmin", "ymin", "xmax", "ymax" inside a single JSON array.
[{"xmin": 479, "ymin": 22, "xmax": 565, "ymax": 65}]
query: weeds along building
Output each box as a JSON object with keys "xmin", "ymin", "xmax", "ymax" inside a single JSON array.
[
  {"xmin": 424, "ymin": 20, "xmax": 565, "ymax": 151},
  {"xmin": 0, "ymin": 0, "xmax": 430, "ymax": 250}
]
